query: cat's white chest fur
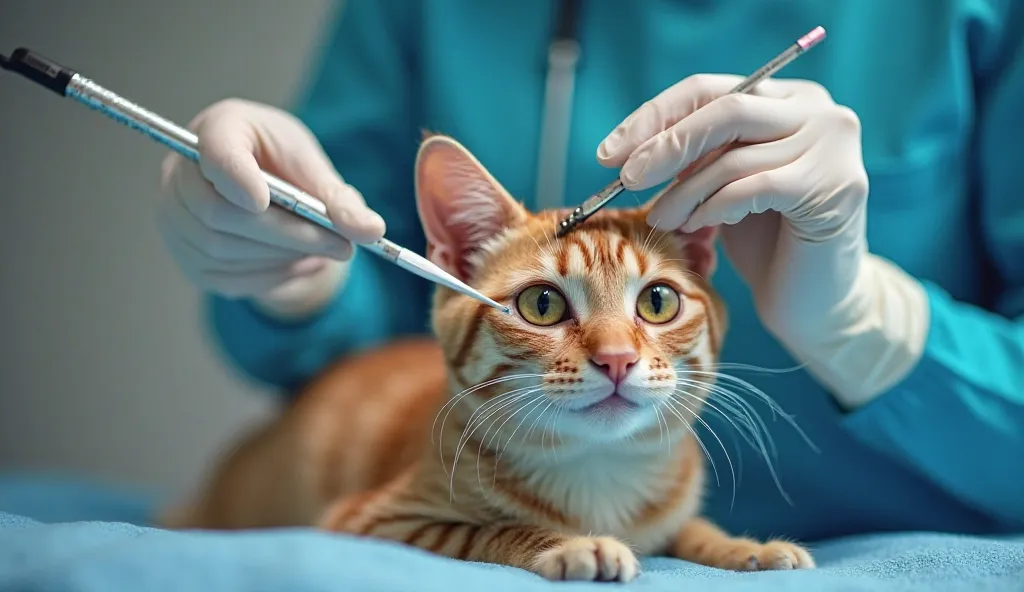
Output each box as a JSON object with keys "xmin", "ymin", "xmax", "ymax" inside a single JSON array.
[{"xmin": 501, "ymin": 445, "xmax": 682, "ymax": 539}]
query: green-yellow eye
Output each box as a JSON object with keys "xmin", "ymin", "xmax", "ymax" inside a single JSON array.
[
  {"xmin": 516, "ymin": 284, "xmax": 568, "ymax": 326},
  {"xmin": 637, "ymin": 283, "xmax": 681, "ymax": 324}
]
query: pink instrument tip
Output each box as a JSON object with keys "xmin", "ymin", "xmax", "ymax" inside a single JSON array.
[{"xmin": 797, "ymin": 26, "xmax": 826, "ymax": 51}]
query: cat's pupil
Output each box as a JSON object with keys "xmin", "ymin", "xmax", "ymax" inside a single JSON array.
[
  {"xmin": 537, "ymin": 290, "xmax": 550, "ymax": 316},
  {"xmin": 650, "ymin": 287, "xmax": 663, "ymax": 313}
]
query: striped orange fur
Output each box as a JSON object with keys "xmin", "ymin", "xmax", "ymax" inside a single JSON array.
[{"xmin": 161, "ymin": 135, "xmax": 814, "ymax": 582}]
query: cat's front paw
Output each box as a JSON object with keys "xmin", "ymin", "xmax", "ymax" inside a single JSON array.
[
  {"xmin": 714, "ymin": 539, "xmax": 815, "ymax": 571},
  {"xmin": 531, "ymin": 536, "xmax": 640, "ymax": 582}
]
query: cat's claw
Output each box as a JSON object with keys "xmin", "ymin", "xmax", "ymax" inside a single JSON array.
[
  {"xmin": 532, "ymin": 536, "xmax": 640, "ymax": 582},
  {"xmin": 724, "ymin": 540, "xmax": 815, "ymax": 571}
]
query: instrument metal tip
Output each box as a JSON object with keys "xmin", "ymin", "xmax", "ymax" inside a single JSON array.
[{"xmin": 554, "ymin": 208, "xmax": 585, "ymax": 238}]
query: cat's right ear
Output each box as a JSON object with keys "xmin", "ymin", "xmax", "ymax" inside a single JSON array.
[{"xmin": 415, "ymin": 135, "xmax": 529, "ymax": 281}]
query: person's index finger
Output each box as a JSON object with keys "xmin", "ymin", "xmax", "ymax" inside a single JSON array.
[
  {"xmin": 195, "ymin": 113, "xmax": 269, "ymax": 214},
  {"xmin": 318, "ymin": 183, "xmax": 386, "ymax": 244},
  {"xmin": 620, "ymin": 93, "xmax": 802, "ymax": 191},
  {"xmin": 597, "ymin": 73, "xmax": 747, "ymax": 167}
]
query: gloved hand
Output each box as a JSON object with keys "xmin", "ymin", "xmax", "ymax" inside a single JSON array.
[
  {"xmin": 597, "ymin": 74, "xmax": 929, "ymax": 408},
  {"xmin": 157, "ymin": 99, "xmax": 386, "ymax": 319}
]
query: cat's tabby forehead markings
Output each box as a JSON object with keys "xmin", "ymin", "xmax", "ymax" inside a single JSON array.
[{"xmin": 549, "ymin": 231, "xmax": 650, "ymax": 279}]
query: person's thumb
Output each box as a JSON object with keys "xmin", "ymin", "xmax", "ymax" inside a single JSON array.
[
  {"xmin": 190, "ymin": 106, "xmax": 272, "ymax": 214},
  {"xmin": 319, "ymin": 182, "xmax": 386, "ymax": 244}
]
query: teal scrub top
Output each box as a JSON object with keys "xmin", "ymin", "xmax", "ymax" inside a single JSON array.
[{"xmin": 207, "ymin": 0, "xmax": 1024, "ymax": 541}]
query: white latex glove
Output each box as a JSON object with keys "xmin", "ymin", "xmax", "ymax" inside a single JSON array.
[
  {"xmin": 157, "ymin": 99, "xmax": 386, "ymax": 320},
  {"xmin": 597, "ymin": 74, "xmax": 929, "ymax": 408}
]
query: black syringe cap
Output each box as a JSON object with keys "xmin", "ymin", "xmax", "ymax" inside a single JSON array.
[{"xmin": 0, "ymin": 47, "xmax": 76, "ymax": 96}]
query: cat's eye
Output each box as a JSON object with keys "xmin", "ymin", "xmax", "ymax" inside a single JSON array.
[
  {"xmin": 516, "ymin": 284, "xmax": 569, "ymax": 326},
  {"xmin": 636, "ymin": 283, "xmax": 681, "ymax": 324}
]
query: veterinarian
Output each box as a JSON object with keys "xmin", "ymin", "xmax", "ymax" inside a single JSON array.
[{"xmin": 156, "ymin": 0, "xmax": 1024, "ymax": 541}]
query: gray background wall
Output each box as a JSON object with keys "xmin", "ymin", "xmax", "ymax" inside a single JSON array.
[{"xmin": 0, "ymin": 0, "xmax": 338, "ymax": 497}]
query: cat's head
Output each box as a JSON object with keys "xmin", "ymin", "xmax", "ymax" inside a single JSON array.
[{"xmin": 416, "ymin": 134, "xmax": 726, "ymax": 444}]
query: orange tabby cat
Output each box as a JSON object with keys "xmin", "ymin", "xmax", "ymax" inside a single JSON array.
[{"xmin": 162, "ymin": 135, "xmax": 814, "ymax": 582}]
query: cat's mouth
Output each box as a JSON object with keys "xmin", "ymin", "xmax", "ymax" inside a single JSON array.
[{"xmin": 574, "ymin": 393, "xmax": 641, "ymax": 415}]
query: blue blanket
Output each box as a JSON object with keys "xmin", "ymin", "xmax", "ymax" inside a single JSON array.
[{"xmin": 2, "ymin": 474, "xmax": 1022, "ymax": 592}]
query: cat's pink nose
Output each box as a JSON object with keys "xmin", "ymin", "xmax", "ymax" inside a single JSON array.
[{"xmin": 590, "ymin": 349, "xmax": 640, "ymax": 385}]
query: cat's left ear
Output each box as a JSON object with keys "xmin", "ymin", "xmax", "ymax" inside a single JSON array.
[
  {"xmin": 674, "ymin": 225, "xmax": 718, "ymax": 280},
  {"xmin": 415, "ymin": 135, "xmax": 529, "ymax": 281}
]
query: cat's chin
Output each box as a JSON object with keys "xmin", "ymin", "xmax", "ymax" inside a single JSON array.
[
  {"xmin": 566, "ymin": 387, "xmax": 665, "ymax": 417},
  {"xmin": 554, "ymin": 394, "xmax": 659, "ymax": 442}
]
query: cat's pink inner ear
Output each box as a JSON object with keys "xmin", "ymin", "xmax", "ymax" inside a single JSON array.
[
  {"xmin": 414, "ymin": 137, "xmax": 527, "ymax": 280},
  {"xmin": 678, "ymin": 225, "xmax": 719, "ymax": 279}
]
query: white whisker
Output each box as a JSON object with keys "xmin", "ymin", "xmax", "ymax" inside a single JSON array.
[
  {"xmin": 446, "ymin": 386, "xmax": 541, "ymax": 495},
  {"xmin": 475, "ymin": 391, "xmax": 545, "ymax": 489},
  {"xmin": 671, "ymin": 362, "xmax": 820, "ymax": 506},
  {"xmin": 521, "ymin": 400, "xmax": 552, "ymax": 445},
  {"xmin": 433, "ymin": 374, "xmax": 543, "ymax": 473},
  {"xmin": 653, "ymin": 258, "xmax": 708, "ymax": 283},
  {"xmin": 648, "ymin": 225, "xmax": 672, "ymax": 255},
  {"xmin": 483, "ymin": 392, "xmax": 540, "ymax": 452},
  {"xmin": 542, "ymin": 401, "xmax": 559, "ymax": 460},
  {"xmin": 675, "ymin": 377, "xmax": 768, "ymax": 457},
  {"xmin": 670, "ymin": 382, "xmax": 753, "ymax": 482},
  {"xmin": 545, "ymin": 403, "xmax": 567, "ymax": 461},
  {"xmin": 674, "ymin": 377, "xmax": 781, "ymax": 492},
  {"xmin": 497, "ymin": 396, "xmax": 549, "ymax": 462},
  {"xmin": 675, "ymin": 368, "xmax": 818, "ymax": 452},
  {"xmin": 524, "ymin": 399, "xmax": 558, "ymax": 458},
  {"xmin": 660, "ymin": 401, "xmax": 720, "ymax": 488},
  {"xmin": 527, "ymin": 229, "xmax": 556, "ymax": 263},
  {"xmin": 695, "ymin": 362, "xmax": 806, "ymax": 375},
  {"xmin": 434, "ymin": 374, "xmax": 542, "ymax": 442},
  {"xmin": 665, "ymin": 395, "xmax": 738, "ymax": 509},
  {"xmin": 455, "ymin": 387, "xmax": 539, "ymax": 459},
  {"xmin": 654, "ymin": 404, "xmax": 667, "ymax": 449},
  {"xmin": 640, "ymin": 216, "xmax": 661, "ymax": 253}
]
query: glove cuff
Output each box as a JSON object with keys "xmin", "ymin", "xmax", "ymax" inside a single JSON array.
[{"xmin": 788, "ymin": 254, "xmax": 930, "ymax": 410}]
